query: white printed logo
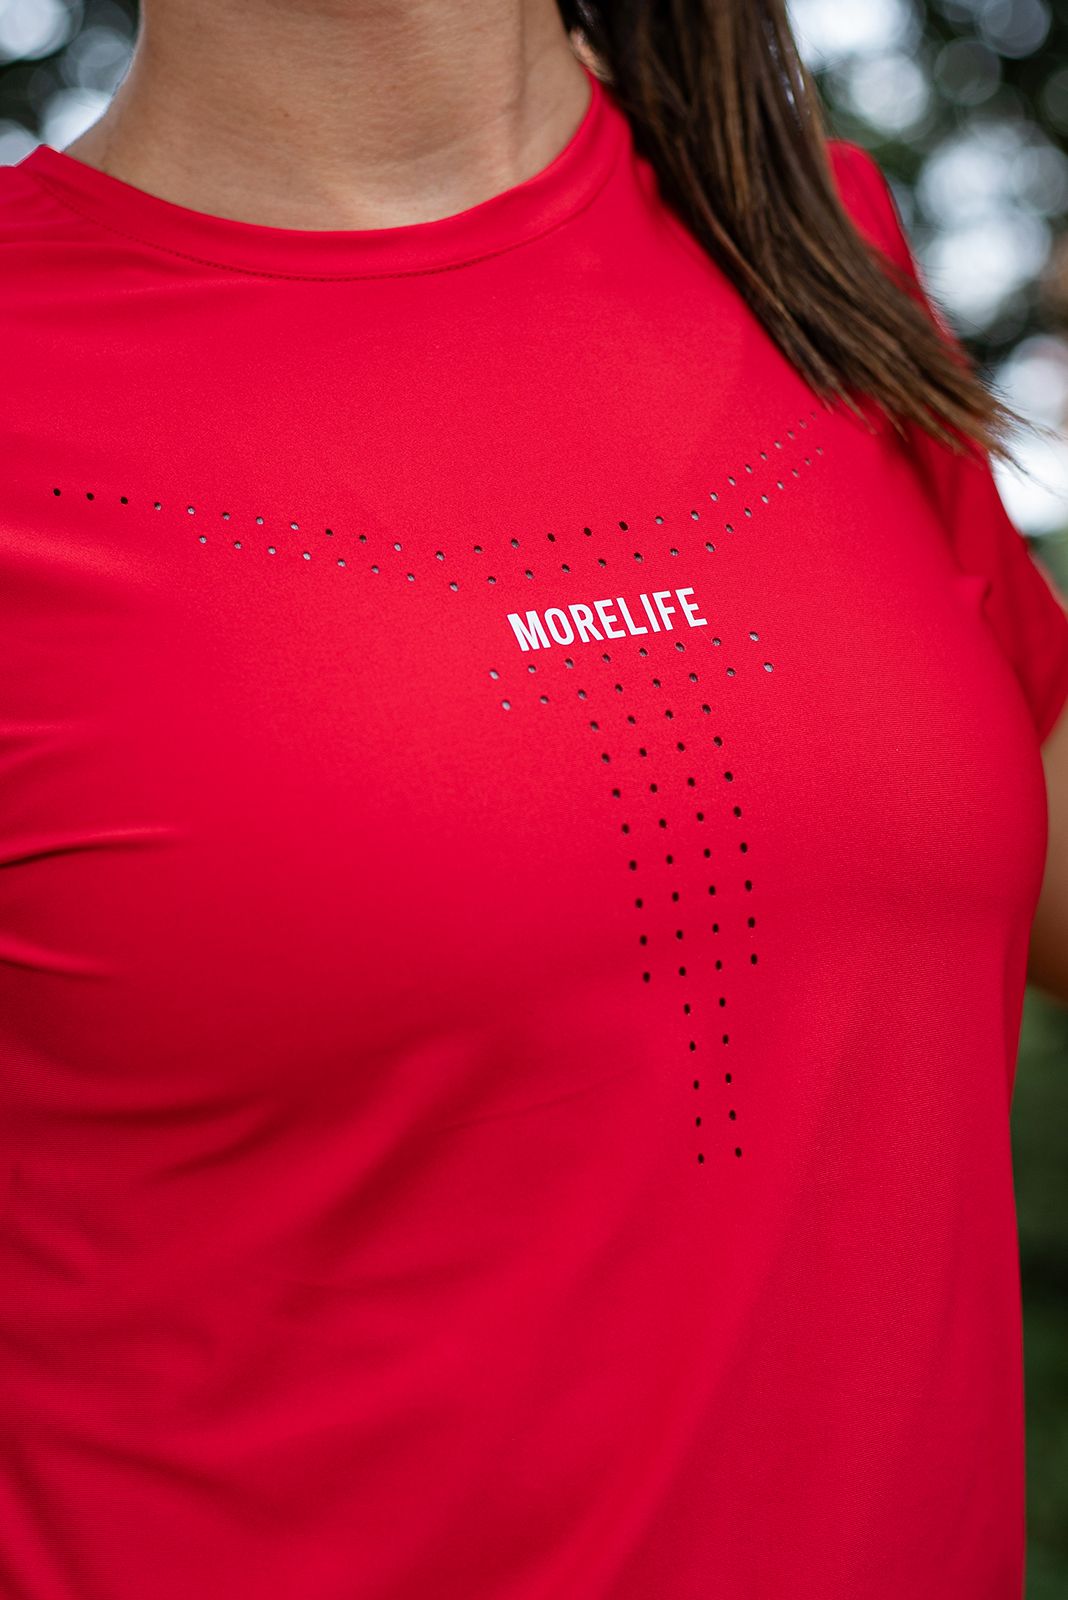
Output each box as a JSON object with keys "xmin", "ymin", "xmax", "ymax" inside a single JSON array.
[{"xmin": 507, "ymin": 586, "xmax": 708, "ymax": 652}]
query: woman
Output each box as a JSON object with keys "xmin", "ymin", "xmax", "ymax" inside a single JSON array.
[{"xmin": 1, "ymin": 0, "xmax": 1066, "ymax": 1595}]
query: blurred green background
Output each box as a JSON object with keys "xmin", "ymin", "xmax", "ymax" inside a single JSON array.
[
  {"xmin": 1015, "ymin": 527, "xmax": 1068, "ymax": 1600},
  {"xmin": 2, "ymin": 0, "xmax": 1066, "ymax": 1590}
]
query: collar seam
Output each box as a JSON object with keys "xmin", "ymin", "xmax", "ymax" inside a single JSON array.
[{"xmin": 24, "ymin": 136, "xmax": 623, "ymax": 282}]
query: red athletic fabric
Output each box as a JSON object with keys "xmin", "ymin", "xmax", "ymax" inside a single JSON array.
[{"xmin": 2, "ymin": 62, "xmax": 1067, "ymax": 1600}]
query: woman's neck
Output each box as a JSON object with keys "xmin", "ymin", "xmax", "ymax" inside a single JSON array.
[{"xmin": 62, "ymin": 0, "xmax": 590, "ymax": 231}]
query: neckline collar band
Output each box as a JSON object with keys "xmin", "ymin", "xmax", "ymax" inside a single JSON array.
[{"xmin": 18, "ymin": 63, "xmax": 625, "ymax": 279}]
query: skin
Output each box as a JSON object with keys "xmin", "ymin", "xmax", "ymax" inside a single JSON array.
[
  {"xmin": 63, "ymin": 2, "xmax": 1068, "ymax": 1008},
  {"xmin": 63, "ymin": 1, "xmax": 591, "ymax": 231}
]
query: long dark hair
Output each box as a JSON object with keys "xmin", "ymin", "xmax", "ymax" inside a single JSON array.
[{"xmin": 557, "ymin": 0, "xmax": 1031, "ymax": 467}]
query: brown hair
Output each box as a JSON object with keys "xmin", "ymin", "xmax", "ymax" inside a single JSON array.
[{"xmin": 556, "ymin": 0, "xmax": 1031, "ymax": 467}]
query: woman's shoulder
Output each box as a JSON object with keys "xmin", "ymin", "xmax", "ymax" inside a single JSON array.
[
  {"xmin": 823, "ymin": 136, "xmax": 915, "ymax": 279},
  {"xmin": 0, "ymin": 148, "xmax": 91, "ymax": 286},
  {"xmin": 0, "ymin": 148, "xmax": 66, "ymax": 231}
]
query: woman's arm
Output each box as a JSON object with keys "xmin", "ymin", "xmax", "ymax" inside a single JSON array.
[{"xmin": 1029, "ymin": 701, "xmax": 1068, "ymax": 1005}]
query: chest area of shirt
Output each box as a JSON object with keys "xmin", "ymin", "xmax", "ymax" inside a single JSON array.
[{"xmin": 7, "ymin": 404, "xmax": 1048, "ymax": 981}]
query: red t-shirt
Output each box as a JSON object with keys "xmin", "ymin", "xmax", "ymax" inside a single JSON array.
[{"xmin": 3, "ymin": 62, "xmax": 1068, "ymax": 1600}]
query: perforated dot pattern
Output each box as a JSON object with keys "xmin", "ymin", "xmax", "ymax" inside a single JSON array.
[{"xmin": 49, "ymin": 407, "xmax": 825, "ymax": 1168}]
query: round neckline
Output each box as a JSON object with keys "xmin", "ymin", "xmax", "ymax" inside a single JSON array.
[{"xmin": 19, "ymin": 63, "xmax": 624, "ymax": 280}]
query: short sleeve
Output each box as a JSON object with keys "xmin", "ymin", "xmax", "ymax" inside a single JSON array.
[{"xmin": 827, "ymin": 138, "xmax": 1068, "ymax": 746}]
